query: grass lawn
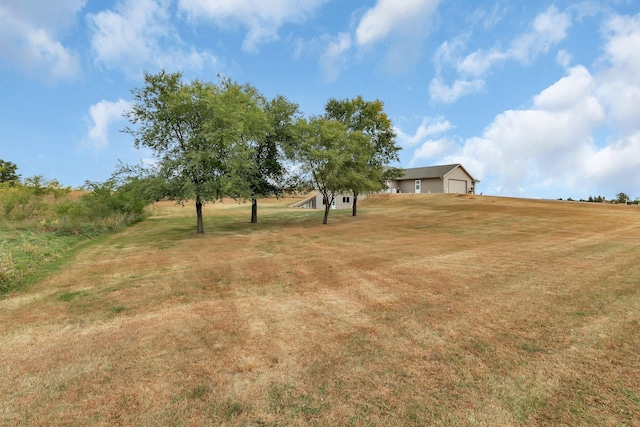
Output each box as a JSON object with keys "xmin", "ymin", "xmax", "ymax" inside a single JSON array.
[{"xmin": 1, "ymin": 194, "xmax": 639, "ymax": 425}]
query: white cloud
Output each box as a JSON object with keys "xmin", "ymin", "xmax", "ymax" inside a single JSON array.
[
  {"xmin": 177, "ymin": 0, "xmax": 328, "ymax": 52},
  {"xmin": 354, "ymin": 0, "xmax": 441, "ymax": 72},
  {"xmin": 429, "ymin": 77, "xmax": 485, "ymax": 103},
  {"xmin": 0, "ymin": 0, "xmax": 84, "ymax": 81},
  {"xmin": 88, "ymin": 0, "xmax": 217, "ymax": 78},
  {"xmin": 457, "ymin": 6, "xmax": 571, "ymax": 77},
  {"xmin": 427, "ymin": 64, "xmax": 609, "ymax": 196},
  {"xmin": 597, "ymin": 13, "xmax": 640, "ymax": 136},
  {"xmin": 86, "ymin": 99, "xmax": 132, "ymax": 149},
  {"xmin": 432, "ymin": 6, "xmax": 572, "ymax": 104},
  {"xmin": 396, "ymin": 116, "xmax": 453, "ymax": 147},
  {"xmin": 456, "ymin": 48, "xmax": 506, "ymax": 77},
  {"xmin": 556, "ymin": 49, "xmax": 572, "ymax": 68},
  {"xmin": 585, "ymin": 132, "xmax": 640, "ymax": 193},
  {"xmin": 508, "ymin": 6, "xmax": 572, "ymax": 63},
  {"xmin": 355, "ymin": 0, "xmax": 441, "ymax": 46},
  {"xmin": 319, "ymin": 32, "xmax": 352, "ymax": 81},
  {"xmin": 410, "ymin": 138, "xmax": 455, "ymax": 166},
  {"xmin": 433, "ymin": 36, "xmax": 467, "ymax": 74},
  {"xmin": 438, "ymin": 10, "xmax": 640, "ymax": 198}
]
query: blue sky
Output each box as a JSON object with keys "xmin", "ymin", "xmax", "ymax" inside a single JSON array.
[{"xmin": 1, "ymin": 0, "xmax": 639, "ymax": 200}]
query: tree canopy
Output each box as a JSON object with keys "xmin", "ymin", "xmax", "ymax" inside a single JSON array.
[
  {"xmin": 0, "ymin": 160, "xmax": 20, "ymax": 185},
  {"xmin": 122, "ymin": 73, "xmax": 403, "ymax": 229},
  {"xmin": 245, "ymin": 95, "xmax": 300, "ymax": 223},
  {"xmin": 324, "ymin": 96, "xmax": 401, "ymax": 216},
  {"xmin": 294, "ymin": 116, "xmax": 368, "ymax": 224},
  {"xmin": 124, "ymin": 71, "xmax": 270, "ymax": 233}
]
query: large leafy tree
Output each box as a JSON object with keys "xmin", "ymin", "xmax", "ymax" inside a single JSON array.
[
  {"xmin": 246, "ymin": 95, "xmax": 300, "ymax": 223},
  {"xmin": 124, "ymin": 71, "xmax": 268, "ymax": 234},
  {"xmin": 0, "ymin": 160, "xmax": 20, "ymax": 185},
  {"xmin": 325, "ymin": 96, "xmax": 402, "ymax": 216},
  {"xmin": 295, "ymin": 117, "xmax": 367, "ymax": 224}
]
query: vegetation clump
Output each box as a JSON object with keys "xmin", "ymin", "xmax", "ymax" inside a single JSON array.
[{"xmin": 0, "ymin": 168, "xmax": 155, "ymax": 296}]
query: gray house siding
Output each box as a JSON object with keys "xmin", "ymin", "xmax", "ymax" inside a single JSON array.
[
  {"xmin": 443, "ymin": 167, "xmax": 475, "ymax": 194},
  {"xmin": 422, "ymin": 178, "xmax": 443, "ymax": 194},
  {"xmin": 392, "ymin": 164, "xmax": 478, "ymax": 195}
]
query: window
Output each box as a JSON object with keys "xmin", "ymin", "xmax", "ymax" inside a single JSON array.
[{"xmin": 342, "ymin": 196, "xmax": 350, "ymax": 203}]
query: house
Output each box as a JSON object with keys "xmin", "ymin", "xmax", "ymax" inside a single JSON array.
[
  {"xmin": 388, "ymin": 164, "xmax": 479, "ymax": 195},
  {"xmin": 291, "ymin": 163, "xmax": 479, "ymax": 209}
]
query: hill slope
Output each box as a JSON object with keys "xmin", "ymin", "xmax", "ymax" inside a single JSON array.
[{"xmin": 1, "ymin": 194, "xmax": 639, "ymax": 425}]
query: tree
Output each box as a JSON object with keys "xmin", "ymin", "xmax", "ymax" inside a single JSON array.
[
  {"xmin": 616, "ymin": 192, "xmax": 629, "ymax": 204},
  {"xmin": 0, "ymin": 160, "xmax": 20, "ymax": 185},
  {"xmin": 324, "ymin": 96, "xmax": 401, "ymax": 216},
  {"xmin": 245, "ymin": 95, "xmax": 300, "ymax": 223},
  {"xmin": 124, "ymin": 71, "xmax": 268, "ymax": 234},
  {"xmin": 294, "ymin": 117, "xmax": 366, "ymax": 224}
]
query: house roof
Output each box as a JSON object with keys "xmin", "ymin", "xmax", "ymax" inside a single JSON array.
[{"xmin": 397, "ymin": 164, "xmax": 479, "ymax": 182}]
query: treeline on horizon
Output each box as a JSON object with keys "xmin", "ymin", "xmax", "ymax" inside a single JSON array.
[{"xmin": 559, "ymin": 193, "xmax": 638, "ymax": 204}]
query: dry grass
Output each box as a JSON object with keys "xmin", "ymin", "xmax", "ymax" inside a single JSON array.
[{"xmin": 1, "ymin": 194, "xmax": 639, "ymax": 426}]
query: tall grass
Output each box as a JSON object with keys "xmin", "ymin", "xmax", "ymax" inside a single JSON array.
[{"xmin": 0, "ymin": 179, "xmax": 152, "ymax": 296}]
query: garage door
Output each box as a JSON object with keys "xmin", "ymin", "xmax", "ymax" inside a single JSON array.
[{"xmin": 448, "ymin": 179, "xmax": 467, "ymax": 194}]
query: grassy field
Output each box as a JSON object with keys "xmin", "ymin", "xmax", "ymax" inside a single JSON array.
[{"xmin": 1, "ymin": 194, "xmax": 639, "ymax": 426}]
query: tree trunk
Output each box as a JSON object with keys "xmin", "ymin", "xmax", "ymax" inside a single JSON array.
[
  {"xmin": 323, "ymin": 195, "xmax": 330, "ymax": 224},
  {"xmin": 352, "ymin": 192, "xmax": 358, "ymax": 217},
  {"xmin": 196, "ymin": 197, "xmax": 205, "ymax": 234},
  {"xmin": 251, "ymin": 198, "xmax": 258, "ymax": 223}
]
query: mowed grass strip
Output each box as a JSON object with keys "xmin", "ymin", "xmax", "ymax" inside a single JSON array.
[{"xmin": 1, "ymin": 194, "xmax": 639, "ymax": 426}]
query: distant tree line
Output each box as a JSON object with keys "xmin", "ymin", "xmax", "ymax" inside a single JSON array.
[
  {"xmin": 559, "ymin": 192, "xmax": 638, "ymax": 204},
  {"xmin": 123, "ymin": 71, "xmax": 402, "ymax": 231}
]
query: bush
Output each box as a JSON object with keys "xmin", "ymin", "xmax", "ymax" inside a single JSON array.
[{"xmin": 1, "ymin": 176, "xmax": 155, "ymax": 295}]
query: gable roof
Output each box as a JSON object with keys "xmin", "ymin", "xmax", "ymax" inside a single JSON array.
[{"xmin": 397, "ymin": 164, "xmax": 479, "ymax": 182}]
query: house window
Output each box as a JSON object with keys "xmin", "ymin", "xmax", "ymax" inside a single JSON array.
[{"xmin": 342, "ymin": 196, "xmax": 350, "ymax": 203}]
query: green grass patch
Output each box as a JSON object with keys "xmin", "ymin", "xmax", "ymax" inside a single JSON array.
[
  {"xmin": 57, "ymin": 290, "xmax": 90, "ymax": 302},
  {"xmin": 1, "ymin": 229, "xmax": 86, "ymax": 296},
  {"xmin": 108, "ymin": 305, "xmax": 128, "ymax": 315}
]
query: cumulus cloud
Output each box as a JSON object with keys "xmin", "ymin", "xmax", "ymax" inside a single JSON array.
[
  {"xmin": 85, "ymin": 99, "xmax": 132, "ymax": 149},
  {"xmin": 0, "ymin": 0, "xmax": 84, "ymax": 81},
  {"xmin": 177, "ymin": 0, "xmax": 328, "ymax": 52},
  {"xmin": 597, "ymin": 13, "xmax": 640, "ymax": 136},
  {"xmin": 432, "ymin": 29, "xmax": 640, "ymax": 199},
  {"xmin": 444, "ymin": 65, "xmax": 605, "ymax": 195},
  {"xmin": 88, "ymin": 0, "xmax": 217, "ymax": 78}
]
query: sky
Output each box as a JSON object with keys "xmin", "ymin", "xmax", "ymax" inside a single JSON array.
[{"xmin": 1, "ymin": 0, "xmax": 639, "ymax": 200}]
